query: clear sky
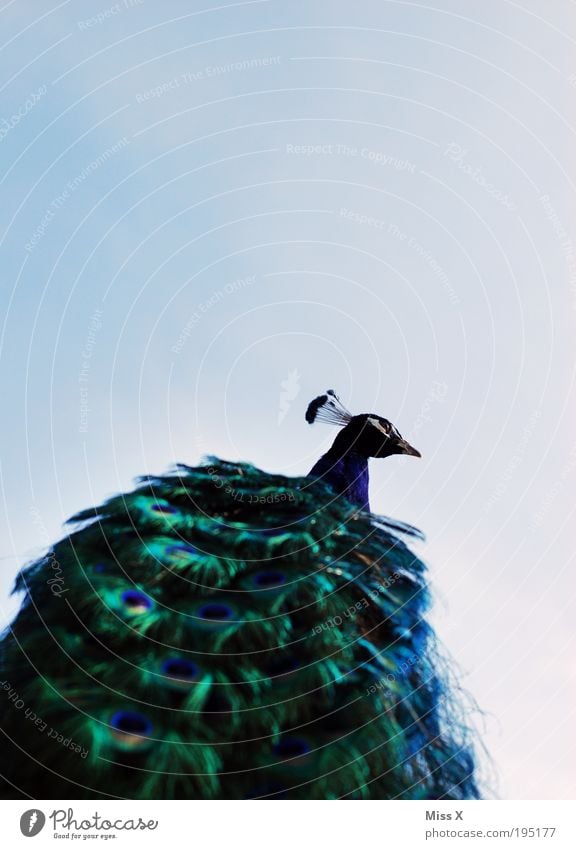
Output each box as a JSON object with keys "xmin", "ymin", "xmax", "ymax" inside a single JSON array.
[{"xmin": 0, "ymin": 0, "xmax": 575, "ymax": 800}]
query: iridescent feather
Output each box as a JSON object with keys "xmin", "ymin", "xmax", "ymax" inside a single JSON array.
[{"xmin": 0, "ymin": 460, "xmax": 478, "ymax": 799}]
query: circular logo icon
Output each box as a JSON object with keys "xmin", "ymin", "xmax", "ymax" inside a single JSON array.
[{"xmin": 19, "ymin": 810, "xmax": 46, "ymax": 837}]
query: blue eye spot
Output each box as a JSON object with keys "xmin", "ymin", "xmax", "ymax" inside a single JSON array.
[
  {"xmin": 253, "ymin": 570, "xmax": 287, "ymax": 588},
  {"xmin": 121, "ymin": 590, "xmax": 153, "ymax": 613},
  {"xmin": 110, "ymin": 710, "xmax": 153, "ymax": 737},
  {"xmin": 161, "ymin": 658, "xmax": 199, "ymax": 680},
  {"xmin": 151, "ymin": 503, "xmax": 178, "ymax": 515},
  {"xmin": 197, "ymin": 603, "xmax": 234, "ymax": 621}
]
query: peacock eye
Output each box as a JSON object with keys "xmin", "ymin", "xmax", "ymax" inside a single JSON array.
[
  {"xmin": 121, "ymin": 590, "xmax": 153, "ymax": 613},
  {"xmin": 161, "ymin": 658, "xmax": 199, "ymax": 680},
  {"xmin": 197, "ymin": 602, "xmax": 234, "ymax": 621},
  {"xmin": 150, "ymin": 503, "xmax": 178, "ymax": 515},
  {"xmin": 252, "ymin": 570, "xmax": 287, "ymax": 588},
  {"xmin": 110, "ymin": 710, "xmax": 153, "ymax": 737}
]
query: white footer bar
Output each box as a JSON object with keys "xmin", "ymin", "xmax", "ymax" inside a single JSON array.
[{"xmin": 2, "ymin": 799, "xmax": 575, "ymax": 849}]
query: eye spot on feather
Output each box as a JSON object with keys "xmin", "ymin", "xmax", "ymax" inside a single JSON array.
[
  {"xmin": 252, "ymin": 570, "xmax": 287, "ymax": 588},
  {"xmin": 197, "ymin": 602, "xmax": 234, "ymax": 621},
  {"xmin": 150, "ymin": 502, "xmax": 178, "ymax": 515},
  {"xmin": 109, "ymin": 710, "xmax": 153, "ymax": 749},
  {"xmin": 161, "ymin": 657, "xmax": 200, "ymax": 682},
  {"xmin": 121, "ymin": 590, "xmax": 154, "ymax": 615}
]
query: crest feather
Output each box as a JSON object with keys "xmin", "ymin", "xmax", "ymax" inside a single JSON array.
[{"xmin": 305, "ymin": 389, "xmax": 352, "ymax": 426}]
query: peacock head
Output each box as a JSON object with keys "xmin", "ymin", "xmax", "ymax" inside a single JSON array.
[{"xmin": 306, "ymin": 389, "xmax": 421, "ymax": 460}]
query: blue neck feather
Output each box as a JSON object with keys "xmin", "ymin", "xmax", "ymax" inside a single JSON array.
[{"xmin": 308, "ymin": 445, "xmax": 370, "ymax": 510}]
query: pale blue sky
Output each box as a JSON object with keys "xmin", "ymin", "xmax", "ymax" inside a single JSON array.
[{"xmin": 0, "ymin": 0, "xmax": 575, "ymax": 800}]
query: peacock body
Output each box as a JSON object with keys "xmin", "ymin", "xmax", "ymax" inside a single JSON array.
[{"xmin": 0, "ymin": 392, "xmax": 478, "ymax": 800}]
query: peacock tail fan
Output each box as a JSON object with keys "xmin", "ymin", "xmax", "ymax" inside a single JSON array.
[{"xmin": 0, "ymin": 458, "xmax": 479, "ymax": 800}]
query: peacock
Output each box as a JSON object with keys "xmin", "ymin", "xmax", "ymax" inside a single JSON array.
[
  {"xmin": 305, "ymin": 389, "xmax": 421, "ymax": 511},
  {"xmin": 0, "ymin": 390, "xmax": 478, "ymax": 800}
]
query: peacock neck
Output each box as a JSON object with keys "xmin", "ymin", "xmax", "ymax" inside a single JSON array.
[
  {"xmin": 329, "ymin": 446, "xmax": 370, "ymax": 510},
  {"xmin": 309, "ymin": 434, "xmax": 371, "ymax": 511}
]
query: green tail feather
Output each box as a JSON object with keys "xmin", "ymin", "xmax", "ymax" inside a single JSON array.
[{"xmin": 0, "ymin": 459, "xmax": 478, "ymax": 799}]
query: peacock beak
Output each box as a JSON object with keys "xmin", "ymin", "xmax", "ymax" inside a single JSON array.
[{"xmin": 396, "ymin": 438, "xmax": 421, "ymax": 458}]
